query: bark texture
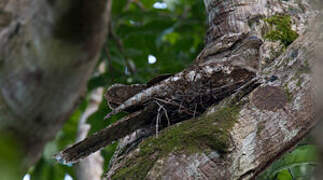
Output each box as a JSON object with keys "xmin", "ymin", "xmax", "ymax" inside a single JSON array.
[
  {"xmin": 0, "ymin": 0, "xmax": 110, "ymax": 167},
  {"xmin": 107, "ymin": 0, "xmax": 317, "ymax": 179}
]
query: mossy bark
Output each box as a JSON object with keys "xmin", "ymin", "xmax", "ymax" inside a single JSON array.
[
  {"xmin": 111, "ymin": 105, "xmax": 241, "ymax": 179},
  {"xmin": 107, "ymin": 0, "xmax": 317, "ymax": 179}
]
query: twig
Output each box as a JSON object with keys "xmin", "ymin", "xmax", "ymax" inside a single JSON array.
[
  {"xmin": 164, "ymin": 107, "xmax": 171, "ymax": 127},
  {"xmin": 155, "ymin": 106, "xmax": 162, "ymax": 138},
  {"xmin": 155, "ymin": 100, "xmax": 171, "ymax": 127},
  {"xmin": 154, "ymin": 97, "xmax": 194, "ymax": 115}
]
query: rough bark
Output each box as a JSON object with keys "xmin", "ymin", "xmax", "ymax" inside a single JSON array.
[
  {"xmin": 0, "ymin": 0, "xmax": 110, "ymax": 167},
  {"xmin": 106, "ymin": 0, "xmax": 318, "ymax": 179}
]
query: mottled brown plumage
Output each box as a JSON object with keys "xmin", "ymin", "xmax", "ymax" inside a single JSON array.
[{"xmin": 105, "ymin": 73, "xmax": 173, "ymax": 110}]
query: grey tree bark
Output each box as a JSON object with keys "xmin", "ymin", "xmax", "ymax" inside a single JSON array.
[
  {"xmin": 107, "ymin": 0, "xmax": 319, "ymax": 179},
  {"xmin": 0, "ymin": 0, "xmax": 110, "ymax": 169}
]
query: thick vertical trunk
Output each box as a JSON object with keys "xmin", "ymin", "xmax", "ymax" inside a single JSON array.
[
  {"xmin": 311, "ymin": 1, "xmax": 323, "ymax": 179},
  {"xmin": 0, "ymin": 0, "xmax": 109, "ymax": 167}
]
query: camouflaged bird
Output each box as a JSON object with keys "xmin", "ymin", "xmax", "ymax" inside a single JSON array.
[
  {"xmin": 103, "ymin": 35, "xmax": 263, "ymax": 120},
  {"xmin": 105, "ymin": 74, "xmax": 172, "ymax": 111},
  {"xmin": 55, "ymin": 35, "xmax": 263, "ymax": 165}
]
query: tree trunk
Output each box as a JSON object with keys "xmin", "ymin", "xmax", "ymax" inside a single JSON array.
[
  {"xmin": 107, "ymin": 0, "xmax": 318, "ymax": 179},
  {"xmin": 311, "ymin": 1, "xmax": 323, "ymax": 179},
  {"xmin": 0, "ymin": 0, "xmax": 110, "ymax": 168}
]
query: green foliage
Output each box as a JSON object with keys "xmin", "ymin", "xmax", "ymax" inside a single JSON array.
[
  {"xmin": 264, "ymin": 15, "xmax": 299, "ymax": 47},
  {"xmin": 93, "ymin": 0, "xmax": 206, "ymax": 86},
  {"xmin": 258, "ymin": 145, "xmax": 318, "ymax": 180},
  {"xmin": 0, "ymin": 134, "xmax": 24, "ymax": 180}
]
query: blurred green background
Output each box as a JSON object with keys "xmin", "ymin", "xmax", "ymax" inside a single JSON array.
[{"xmin": 11, "ymin": 0, "xmax": 316, "ymax": 179}]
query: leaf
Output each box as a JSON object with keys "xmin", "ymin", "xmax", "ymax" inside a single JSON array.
[
  {"xmin": 276, "ymin": 169, "xmax": 292, "ymax": 180},
  {"xmin": 258, "ymin": 145, "xmax": 318, "ymax": 180}
]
